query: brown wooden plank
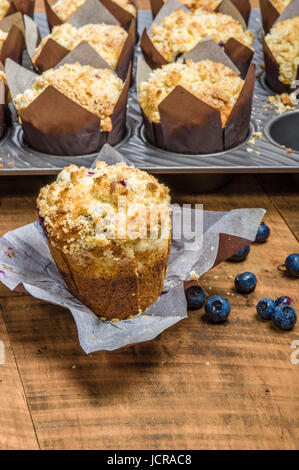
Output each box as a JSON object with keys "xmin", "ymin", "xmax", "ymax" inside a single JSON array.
[
  {"xmin": 0, "ymin": 174, "xmax": 298, "ymax": 450},
  {"xmin": 0, "ymin": 302, "xmax": 40, "ymax": 449},
  {"xmin": 257, "ymin": 174, "xmax": 299, "ymax": 243}
]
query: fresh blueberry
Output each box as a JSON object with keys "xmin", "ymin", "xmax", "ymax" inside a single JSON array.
[
  {"xmin": 285, "ymin": 253, "xmax": 299, "ymax": 277},
  {"xmin": 235, "ymin": 272, "xmax": 257, "ymax": 293},
  {"xmin": 256, "ymin": 298, "xmax": 275, "ymax": 320},
  {"xmin": 205, "ymin": 296, "xmax": 231, "ymax": 323},
  {"xmin": 272, "ymin": 305, "xmax": 297, "ymax": 330},
  {"xmin": 185, "ymin": 286, "xmax": 206, "ymax": 310},
  {"xmin": 229, "ymin": 245, "xmax": 251, "ymax": 262},
  {"xmin": 255, "ymin": 222, "xmax": 270, "ymax": 243},
  {"xmin": 275, "ymin": 296, "xmax": 292, "ymax": 306}
]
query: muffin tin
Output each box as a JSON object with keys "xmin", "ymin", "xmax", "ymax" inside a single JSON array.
[{"xmin": 0, "ymin": 9, "xmax": 299, "ymax": 175}]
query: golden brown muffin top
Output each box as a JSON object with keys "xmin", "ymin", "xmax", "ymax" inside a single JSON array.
[
  {"xmin": 14, "ymin": 63, "xmax": 124, "ymax": 132},
  {"xmin": 149, "ymin": 8, "xmax": 254, "ymax": 62},
  {"xmin": 272, "ymin": 0, "xmax": 290, "ymax": 13},
  {"xmin": 0, "ymin": 0, "xmax": 10, "ymax": 20},
  {"xmin": 33, "ymin": 23, "xmax": 128, "ymax": 70},
  {"xmin": 139, "ymin": 59, "xmax": 244, "ymax": 127},
  {"xmin": 265, "ymin": 17, "xmax": 299, "ymax": 84},
  {"xmin": 52, "ymin": 0, "xmax": 136, "ymax": 22},
  {"xmin": 37, "ymin": 162, "xmax": 171, "ymax": 255}
]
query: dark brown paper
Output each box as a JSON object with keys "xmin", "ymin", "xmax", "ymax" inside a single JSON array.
[
  {"xmin": 224, "ymin": 38, "xmax": 254, "ymax": 79},
  {"xmin": 0, "ymin": 13, "xmax": 25, "ymax": 64},
  {"xmin": 4, "ymin": 0, "xmax": 34, "ymax": 18},
  {"xmin": 262, "ymin": 0, "xmax": 299, "ymax": 93},
  {"xmin": 259, "ymin": 0, "xmax": 279, "ymax": 32}
]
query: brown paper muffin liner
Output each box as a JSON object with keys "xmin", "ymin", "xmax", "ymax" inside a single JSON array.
[
  {"xmin": 25, "ymin": 6, "xmax": 135, "ymax": 80},
  {"xmin": 137, "ymin": 42, "xmax": 255, "ymax": 154},
  {"xmin": 141, "ymin": 0, "xmax": 253, "ymax": 76},
  {"xmin": 4, "ymin": 0, "xmax": 34, "ymax": 19},
  {"xmin": 149, "ymin": 0, "xmax": 251, "ymax": 24},
  {"xmin": 47, "ymin": 237, "xmax": 171, "ymax": 320},
  {"xmin": 0, "ymin": 12, "xmax": 25, "ymax": 65},
  {"xmin": 262, "ymin": 0, "xmax": 299, "ymax": 93},
  {"xmin": 5, "ymin": 50, "xmax": 132, "ymax": 156},
  {"xmin": 44, "ymin": 0, "xmax": 137, "ymax": 31}
]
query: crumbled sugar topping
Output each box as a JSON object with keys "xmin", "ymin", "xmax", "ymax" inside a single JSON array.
[
  {"xmin": 149, "ymin": 8, "xmax": 254, "ymax": 62},
  {"xmin": 139, "ymin": 59, "xmax": 244, "ymax": 127},
  {"xmin": 52, "ymin": 0, "xmax": 136, "ymax": 22},
  {"xmin": 14, "ymin": 63, "xmax": 124, "ymax": 132},
  {"xmin": 0, "ymin": 70, "xmax": 6, "ymax": 84},
  {"xmin": 177, "ymin": 0, "xmax": 221, "ymax": 12},
  {"xmin": 37, "ymin": 161, "xmax": 171, "ymax": 255},
  {"xmin": 271, "ymin": 0, "xmax": 290, "ymax": 13},
  {"xmin": 0, "ymin": 0, "xmax": 10, "ymax": 20},
  {"xmin": 265, "ymin": 17, "xmax": 299, "ymax": 85},
  {"xmin": 33, "ymin": 23, "xmax": 128, "ymax": 70},
  {"xmin": 268, "ymin": 92, "xmax": 296, "ymax": 113}
]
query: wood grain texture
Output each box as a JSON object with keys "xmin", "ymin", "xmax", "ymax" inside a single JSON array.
[{"xmin": 0, "ymin": 174, "xmax": 298, "ymax": 450}]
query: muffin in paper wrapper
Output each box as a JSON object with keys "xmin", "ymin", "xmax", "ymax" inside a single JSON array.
[
  {"xmin": 149, "ymin": 0, "xmax": 251, "ymax": 25},
  {"xmin": 0, "ymin": 144, "xmax": 265, "ymax": 353},
  {"xmin": 5, "ymin": 45, "xmax": 131, "ymax": 156},
  {"xmin": 137, "ymin": 39, "xmax": 255, "ymax": 155},
  {"xmin": 140, "ymin": 0, "xmax": 254, "ymax": 79},
  {"xmin": 44, "ymin": 0, "xmax": 137, "ymax": 31},
  {"xmin": 1, "ymin": 0, "xmax": 34, "ymax": 19},
  {"xmin": 25, "ymin": 0, "xmax": 135, "ymax": 78},
  {"xmin": 0, "ymin": 12, "xmax": 25, "ymax": 65},
  {"xmin": 261, "ymin": 0, "xmax": 299, "ymax": 94}
]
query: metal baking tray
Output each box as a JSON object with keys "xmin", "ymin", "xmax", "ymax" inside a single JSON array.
[{"xmin": 0, "ymin": 9, "xmax": 299, "ymax": 176}]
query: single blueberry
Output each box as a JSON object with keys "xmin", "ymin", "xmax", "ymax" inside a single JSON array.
[
  {"xmin": 256, "ymin": 298, "xmax": 275, "ymax": 320},
  {"xmin": 272, "ymin": 305, "xmax": 297, "ymax": 330},
  {"xmin": 275, "ymin": 296, "xmax": 292, "ymax": 306},
  {"xmin": 229, "ymin": 245, "xmax": 251, "ymax": 262},
  {"xmin": 185, "ymin": 286, "xmax": 206, "ymax": 310},
  {"xmin": 285, "ymin": 253, "xmax": 299, "ymax": 277},
  {"xmin": 255, "ymin": 222, "xmax": 270, "ymax": 243},
  {"xmin": 235, "ymin": 272, "xmax": 257, "ymax": 293},
  {"xmin": 205, "ymin": 296, "xmax": 231, "ymax": 323}
]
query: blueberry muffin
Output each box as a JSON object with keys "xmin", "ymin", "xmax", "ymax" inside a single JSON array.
[
  {"xmin": 265, "ymin": 17, "xmax": 299, "ymax": 84},
  {"xmin": 14, "ymin": 62, "xmax": 124, "ymax": 132},
  {"xmin": 37, "ymin": 162, "xmax": 171, "ymax": 320},
  {"xmin": 139, "ymin": 59, "xmax": 244, "ymax": 128},
  {"xmin": 51, "ymin": 0, "xmax": 136, "ymax": 22},
  {"xmin": 33, "ymin": 23, "xmax": 128, "ymax": 70},
  {"xmin": 149, "ymin": 8, "xmax": 254, "ymax": 62}
]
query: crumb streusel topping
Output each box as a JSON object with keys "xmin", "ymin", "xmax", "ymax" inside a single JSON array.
[
  {"xmin": 139, "ymin": 59, "xmax": 244, "ymax": 127},
  {"xmin": 37, "ymin": 162, "xmax": 171, "ymax": 256},
  {"xmin": 159, "ymin": 0, "xmax": 221, "ymax": 12},
  {"xmin": 0, "ymin": 28, "xmax": 7, "ymax": 52},
  {"xmin": 14, "ymin": 63, "xmax": 124, "ymax": 132},
  {"xmin": 265, "ymin": 17, "xmax": 299, "ymax": 84},
  {"xmin": 0, "ymin": 0, "xmax": 10, "ymax": 20},
  {"xmin": 33, "ymin": 23, "xmax": 128, "ymax": 70},
  {"xmin": 271, "ymin": 0, "xmax": 290, "ymax": 13},
  {"xmin": 149, "ymin": 8, "xmax": 254, "ymax": 62},
  {"xmin": 0, "ymin": 70, "xmax": 6, "ymax": 84},
  {"xmin": 52, "ymin": 0, "xmax": 136, "ymax": 22}
]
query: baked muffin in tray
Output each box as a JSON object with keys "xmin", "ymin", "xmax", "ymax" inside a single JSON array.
[
  {"xmin": 0, "ymin": 12, "xmax": 24, "ymax": 64},
  {"xmin": 150, "ymin": 0, "xmax": 251, "ymax": 24},
  {"xmin": 137, "ymin": 41, "xmax": 255, "ymax": 155},
  {"xmin": 0, "ymin": 0, "xmax": 34, "ymax": 19},
  {"xmin": 32, "ymin": 23, "xmax": 128, "ymax": 70},
  {"xmin": 260, "ymin": 0, "xmax": 296, "ymax": 32},
  {"xmin": 45, "ymin": 0, "xmax": 137, "ymax": 30},
  {"xmin": 6, "ymin": 53, "xmax": 131, "ymax": 156},
  {"xmin": 262, "ymin": 0, "xmax": 299, "ymax": 93},
  {"xmin": 37, "ymin": 161, "xmax": 171, "ymax": 320},
  {"xmin": 141, "ymin": 4, "xmax": 254, "ymax": 77}
]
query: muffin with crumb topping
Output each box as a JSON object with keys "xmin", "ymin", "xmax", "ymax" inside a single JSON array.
[
  {"xmin": 139, "ymin": 59, "xmax": 244, "ymax": 129},
  {"xmin": 0, "ymin": 0, "xmax": 10, "ymax": 20},
  {"xmin": 14, "ymin": 62, "xmax": 124, "ymax": 132},
  {"xmin": 32, "ymin": 23, "xmax": 128, "ymax": 70},
  {"xmin": 51, "ymin": 0, "xmax": 136, "ymax": 22},
  {"xmin": 147, "ymin": 8, "xmax": 254, "ymax": 62},
  {"xmin": 37, "ymin": 162, "xmax": 171, "ymax": 320},
  {"xmin": 264, "ymin": 17, "xmax": 299, "ymax": 86}
]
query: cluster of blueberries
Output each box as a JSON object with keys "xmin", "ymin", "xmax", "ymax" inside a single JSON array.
[{"xmin": 185, "ymin": 222, "xmax": 298, "ymax": 330}]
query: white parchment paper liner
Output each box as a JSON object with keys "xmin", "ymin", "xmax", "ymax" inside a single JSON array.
[{"xmin": 0, "ymin": 145, "xmax": 265, "ymax": 353}]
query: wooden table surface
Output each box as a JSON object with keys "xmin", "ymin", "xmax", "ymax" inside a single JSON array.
[{"xmin": 0, "ymin": 0, "xmax": 298, "ymax": 451}]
